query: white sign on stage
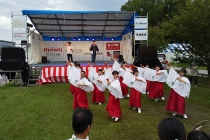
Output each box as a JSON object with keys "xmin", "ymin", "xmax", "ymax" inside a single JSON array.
[
  {"xmin": 12, "ymin": 29, "xmax": 27, "ymax": 41},
  {"xmin": 12, "ymin": 16, "xmax": 27, "ymax": 28},
  {"xmin": 135, "ymin": 18, "xmax": 148, "ymax": 29},
  {"xmin": 135, "ymin": 30, "xmax": 148, "ymax": 41}
]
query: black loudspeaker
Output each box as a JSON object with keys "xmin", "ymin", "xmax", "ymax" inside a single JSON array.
[
  {"xmin": 1, "ymin": 47, "xmax": 26, "ymax": 71},
  {"xmin": 133, "ymin": 46, "xmax": 163, "ymax": 69},
  {"xmin": 42, "ymin": 56, "xmax": 47, "ymax": 63},
  {"xmin": 119, "ymin": 55, "xmax": 123, "ymax": 62},
  {"xmin": 1, "ymin": 61, "xmax": 23, "ymax": 70},
  {"xmin": 1, "ymin": 47, "xmax": 25, "ymax": 62}
]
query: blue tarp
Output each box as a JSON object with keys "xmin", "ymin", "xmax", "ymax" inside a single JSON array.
[{"xmin": 22, "ymin": 10, "xmax": 134, "ymax": 15}]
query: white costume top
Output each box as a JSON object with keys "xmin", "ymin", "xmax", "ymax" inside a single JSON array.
[
  {"xmin": 112, "ymin": 60, "xmax": 132, "ymax": 77},
  {"xmin": 136, "ymin": 67, "xmax": 145, "ymax": 77},
  {"xmin": 68, "ymin": 134, "xmax": 89, "ymax": 140},
  {"xmin": 132, "ymin": 75, "xmax": 147, "ymax": 94},
  {"xmin": 123, "ymin": 71, "xmax": 147, "ymax": 94},
  {"xmin": 88, "ymin": 67, "xmax": 105, "ymax": 92},
  {"xmin": 144, "ymin": 68, "xmax": 168, "ymax": 82},
  {"xmin": 102, "ymin": 67, "xmax": 113, "ymax": 88},
  {"xmin": 68, "ymin": 65, "xmax": 81, "ymax": 86},
  {"xmin": 166, "ymin": 67, "xmax": 191, "ymax": 98},
  {"xmin": 108, "ymin": 78, "xmax": 123, "ymax": 99},
  {"xmin": 76, "ymin": 77, "xmax": 94, "ymax": 92},
  {"xmin": 95, "ymin": 75, "xmax": 106, "ymax": 92}
]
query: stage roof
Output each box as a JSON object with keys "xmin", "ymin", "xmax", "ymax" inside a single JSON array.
[{"xmin": 22, "ymin": 10, "xmax": 136, "ymax": 38}]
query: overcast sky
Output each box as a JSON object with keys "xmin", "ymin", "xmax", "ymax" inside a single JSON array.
[{"xmin": 0, "ymin": 0, "xmax": 128, "ymax": 42}]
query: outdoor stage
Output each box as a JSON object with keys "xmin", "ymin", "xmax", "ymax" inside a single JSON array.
[{"xmin": 33, "ymin": 61, "xmax": 133, "ymax": 85}]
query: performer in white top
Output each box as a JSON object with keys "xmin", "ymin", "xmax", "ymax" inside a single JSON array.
[
  {"xmin": 106, "ymin": 70, "xmax": 123, "ymax": 122},
  {"xmin": 131, "ymin": 69, "xmax": 146, "ymax": 113},
  {"xmin": 112, "ymin": 58, "xmax": 132, "ymax": 98},
  {"xmin": 144, "ymin": 65, "xmax": 168, "ymax": 101},
  {"xmin": 166, "ymin": 63, "xmax": 191, "ymax": 118},
  {"xmin": 68, "ymin": 62, "xmax": 81, "ymax": 95},
  {"xmin": 133, "ymin": 63, "xmax": 150, "ymax": 94},
  {"xmin": 65, "ymin": 41, "xmax": 74, "ymax": 62},
  {"xmin": 89, "ymin": 68, "xmax": 106, "ymax": 105},
  {"xmin": 73, "ymin": 71, "xmax": 94, "ymax": 109}
]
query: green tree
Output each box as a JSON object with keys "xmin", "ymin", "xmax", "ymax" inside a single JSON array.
[
  {"xmin": 121, "ymin": 0, "xmax": 187, "ymax": 26},
  {"xmin": 161, "ymin": 0, "xmax": 210, "ymax": 79}
]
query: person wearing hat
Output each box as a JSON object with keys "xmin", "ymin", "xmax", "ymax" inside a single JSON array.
[{"xmin": 189, "ymin": 62, "xmax": 198, "ymax": 86}]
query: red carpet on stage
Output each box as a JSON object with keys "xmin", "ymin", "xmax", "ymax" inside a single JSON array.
[{"xmin": 37, "ymin": 65, "xmax": 133, "ymax": 85}]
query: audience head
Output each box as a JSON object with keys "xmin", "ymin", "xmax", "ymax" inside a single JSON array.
[
  {"xmin": 72, "ymin": 108, "xmax": 93, "ymax": 136},
  {"xmin": 187, "ymin": 130, "xmax": 210, "ymax": 140},
  {"xmin": 68, "ymin": 42, "xmax": 71, "ymax": 45},
  {"xmin": 158, "ymin": 117, "xmax": 186, "ymax": 140}
]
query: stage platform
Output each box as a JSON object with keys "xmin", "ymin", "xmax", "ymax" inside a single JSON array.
[
  {"xmin": 33, "ymin": 61, "xmax": 133, "ymax": 85},
  {"xmin": 30, "ymin": 61, "xmax": 123, "ymax": 67}
]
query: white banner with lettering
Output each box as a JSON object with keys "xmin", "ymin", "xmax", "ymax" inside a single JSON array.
[
  {"xmin": 41, "ymin": 41, "xmax": 123, "ymax": 62},
  {"xmin": 135, "ymin": 30, "xmax": 148, "ymax": 41},
  {"xmin": 135, "ymin": 18, "xmax": 148, "ymax": 29},
  {"xmin": 12, "ymin": 28, "xmax": 27, "ymax": 41},
  {"xmin": 12, "ymin": 16, "xmax": 27, "ymax": 28}
]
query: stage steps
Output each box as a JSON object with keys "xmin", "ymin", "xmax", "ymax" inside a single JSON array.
[{"xmin": 27, "ymin": 66, "xmax": 42, "ymax": 87}]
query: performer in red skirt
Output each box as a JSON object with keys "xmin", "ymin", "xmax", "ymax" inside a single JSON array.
[
  {"xmin": 112, "ymin": 58, "xmax": 132, "ymax": 98},
  {"xmin": 73, "ymin": 71, "xmax": 94, "ymax": 109},
  {"xmin": 166, "ymin": 64, "xmax": 191, "ymax": 118},
  {"xmin": 145, "ymin": 63, "xmax": 150, "ymax": 94},
  {"xmin": 106, "ymin": 71, "xmax": 123, "ymax": 122},
  {"xmin": 129, "ymin": 69, "xmax": 147, "ymax": 113},
  {"xmin": 146, "ymin": 65, "xmax": 168, "ymax": 101},
  {"xmin": 92, "ymin": 69, "xmax": 106, "ymax": 105},
  {"xmin": 68, "ymin": 62, "xmax": 81, "ymax": 95}
]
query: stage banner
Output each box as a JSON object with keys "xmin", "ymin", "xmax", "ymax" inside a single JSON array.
[
  {"xmin": 70, "ymin": 42, "xmax": 84, "ymax": 61},
  {"xmin": 104, "ymin": 42, "xmax": 121, "ymax": 61},
  {"xmin": 84, "ymin": 41, "xmax": 104, "ymax": 61},
  {"xmin": 135, "ymin": 18, "xmax": 148, "ymax": 29},
  {"xmin": 12, "ymin": 16, "xmax": 27, "ymax": 28},
  {"xmin": 42, "ymin": 42, "xmax": 64, "ymax": 61},
  {"xmin": 135, "ymin": 30, "xmax": 148, "ymax": 41},
  {"xmin": 12, "ymin": 28, "xmax": 27, "ymax": 41}
]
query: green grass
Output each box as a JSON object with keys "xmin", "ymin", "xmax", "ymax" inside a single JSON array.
[
  {"xmin": 171, "ymin": 62, "xmax": 207, "ymax": 70},
  {"xmin": 0, "ymin": 77, "xmax": 210, "ymax": 140}
]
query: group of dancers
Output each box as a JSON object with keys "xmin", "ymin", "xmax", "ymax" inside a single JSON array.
[{"xmin": 67, "ymin": 59, "xmax": 191, "ymax": 122}]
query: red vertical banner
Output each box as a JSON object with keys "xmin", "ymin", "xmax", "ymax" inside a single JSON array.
[{"xmin": 106, "ymin": 43, "xmax": 120, "ymax": 50}]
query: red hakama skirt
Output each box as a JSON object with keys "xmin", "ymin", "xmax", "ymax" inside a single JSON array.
[
  {"xmin": 119, "ymin": 76, "xmax": 128, "ymax": 96},
  {"xmin": 166, "ymin": 89, "xmax": 185, "ymax": 115},
  {"xmin": 146, "ymin": 80, "xmax": 151, "ymax": 92},
  {"xmin": 92, "ymin": 84, "xmax": 105, "ymax": 103},
  {"xmin": 73, "ymin": 87, "xmax": 89, "ymax": 109},
  {"xmin": 106, "ymin": 93, "xmax": 122, "ymax": 117},
  {"xmin": 70, "ymin": 84, "xmax": 75, "ymax": 95},
  {"xmin": 129, "ymin": 88, "xmax": 141, "ymax": 108},
  {"xmin": 148, "ymin": 81, "xmax": 164, "ymax": 98}
]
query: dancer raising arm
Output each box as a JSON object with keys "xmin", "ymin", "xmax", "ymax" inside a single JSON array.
[
  {"xmin": 166, "ymin": 63, "xmax": 191, "ymax": 118},
  {"xmin": 111, "ymin": 58, "xmax": 132, "ymax": 98},
  {"xmin": 144, "ymin": 65, "xmax": 168, "ymax": 101},
  {"xmin": 123, "ymin": 69, "xmax": 147, "ymax": 113},
  {"xmin": 91, "ymin": 69, "xmax": 106, "ymax": 105},
  {"xmin": 73, "ymin": 71, "xmax": 94, "ymax": 109},
  {"xmin": 106, "ymin": 71, "xmax": 123, "ymax": 122}
]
